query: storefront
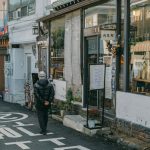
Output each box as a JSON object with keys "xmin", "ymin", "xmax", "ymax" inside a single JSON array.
[
  {"xmin": 37, "ymin": 0, "xmax": 120, "ymax": 117},
  {"xmin": 116, "ymin": 0, "xmax": 150, "ymax": 129},
  {"xmin": 83, "ymin": 0, "xmax": 117, "ymax": 114}
]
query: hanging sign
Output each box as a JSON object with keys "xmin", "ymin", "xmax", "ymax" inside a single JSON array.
[{"xmin": 101, "ymin": 30, "xmax": 116, "ymax": 40}]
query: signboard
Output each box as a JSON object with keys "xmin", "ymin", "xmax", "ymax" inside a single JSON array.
[
  {"xmin": 53, "ymin": 79, "xmax": 66, "ymax": 101},
  {"xmin": 52, "ymin": 0, "xmax": 74, "ymax": 7},
  {"xmin": 101, "ymin": 30, "xmax": 116, "ymax": 40},
  {"xmin": 90, "ymin": 64, "xmax": 105, "ymax": 90},
  {"xmin": 105, "ymin": 67, "xmax": 112, "ymax": 99}
]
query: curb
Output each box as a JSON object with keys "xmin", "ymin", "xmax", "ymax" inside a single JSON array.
[{"xmin": 50, "ymin": 114, "xmax": 150, "ymax": 150}]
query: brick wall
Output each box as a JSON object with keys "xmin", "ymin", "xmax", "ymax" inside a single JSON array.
[{"xmin": 111, "ymin": 119, "xmax": 150, "ymax": 142}]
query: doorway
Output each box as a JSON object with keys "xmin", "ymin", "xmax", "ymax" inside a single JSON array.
[
  {"xmin": 85, "ymin": 36, "xmax": 101, "ymax": 107},
  {"xmin": 27, "ymin": 56, "xmax": 31, "ymax": 81}
]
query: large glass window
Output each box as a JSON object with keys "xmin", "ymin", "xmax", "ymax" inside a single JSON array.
[
  {"xmin": 130, "ymin": 0, "xmax": 150, "ymax": 95},
  {"xmin": 50, "ymin": 18, "xmax": 65, "ymax": 80},
  {"xmin": 85, "ymin": 1, "xmax": 116, "ymax": 28}
]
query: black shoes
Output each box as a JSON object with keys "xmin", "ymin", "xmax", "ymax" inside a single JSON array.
[{"xmin": 40, "ymin": 130, "xmax": 47, "ymax": 135}]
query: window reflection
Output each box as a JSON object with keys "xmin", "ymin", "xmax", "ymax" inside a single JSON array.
[
  {"xmin": 50, "ymin": 18, "xmax": 65, "ymax": 80},
  {"xmin": 85, "ymin": 1, "xmax": 116, "ymax": 28},
  {"xmin": 130, "ymin": 0, "xmax": 150, "ymax": 95}
]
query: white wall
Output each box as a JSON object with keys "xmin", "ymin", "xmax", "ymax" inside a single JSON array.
[
  {"xmin": 8, "ymin": 15, "xmax": 36, "ymax": 44},
  {"xmin": 64, "ymin": 10, "xmax": 81, "ymax": 85},
  {"xmin": 12, "ymin": 48, "xmax": 24, "ymax": 79},
  {"xmin": 23, "ymin": 44, "xmax": 38, "ymax": 74},
  {"xmin": 116, "ymin": 91, "xmax": 150, "ymax": 128}
]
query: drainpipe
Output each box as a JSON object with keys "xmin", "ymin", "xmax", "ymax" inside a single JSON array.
[
  {"xmin": 116, "ymin": 0, "xmax": 122, "ymax": 91},
  {"xmin": 48, "ymin": 21, "xmax": 51, "ymax": 78},
  {"xmin": 124, "ymin": 0, "xmax": 130, "ymax": 92},
  {"xmin": 83, "ymin": 38, "xmax": 89, "ymax": 108}
]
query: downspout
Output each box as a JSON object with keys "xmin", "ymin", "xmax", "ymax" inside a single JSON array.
[
  {"xmin": 48, "ymin": 21, "xmax": 51, "ymax": 78},
  {"xmin": 124, "ymin": 0, "xmax": 130, "ymax": 92}
]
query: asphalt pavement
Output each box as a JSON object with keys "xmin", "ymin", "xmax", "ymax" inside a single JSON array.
[{"xmin": 0, "ymin": 100, "xmax": 126, "ymax": 150}]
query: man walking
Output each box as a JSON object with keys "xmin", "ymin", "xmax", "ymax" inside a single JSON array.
[{"xmin": 34, "ymin": 71, "xmax": 54, "ymax": 135}]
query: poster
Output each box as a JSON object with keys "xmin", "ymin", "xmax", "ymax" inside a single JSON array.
[
  {"xmin": 90, "ymin": 64, "xmax": 105, "ymax": 90},
  {"xmin": 105, "ymin": 67, "xmax": 112, "ymax": 99}
]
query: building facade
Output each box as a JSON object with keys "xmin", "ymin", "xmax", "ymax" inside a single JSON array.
[
  {"xmin": 38, "ymin": 0, "xmax": 150, "ymax": 131},
  {"xmin": 5, "ymin": 0, "xmax": 50, "ymax": 105},
  {"xmin": 38, "ymin": 0, "xmax": 118, "ymax": 117}
]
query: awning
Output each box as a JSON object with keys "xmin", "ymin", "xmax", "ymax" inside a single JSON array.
[
  {"xmin": 37, "ymin": 0, "xmax": 107, "ymax": 22},
  {"xmin": 131, "ymin": 41, "xmax": 150, "ymax": 52}
]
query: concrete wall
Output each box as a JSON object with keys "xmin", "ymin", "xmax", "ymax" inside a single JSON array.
[
  {"xmin": 116, "ymin": 91, "xmax": 150, "ymax": 128},
  {"xmin": 64, "ymin": 10, "xmax": 82, "ymax": 102},
  {"xmin": 64, "ymin": 10, "xmax": 81, "ymax": 86}
]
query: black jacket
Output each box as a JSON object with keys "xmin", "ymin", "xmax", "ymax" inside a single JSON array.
[{"xmin": 34, "ymin": 79, "xmax": 54, "ymax": 110}]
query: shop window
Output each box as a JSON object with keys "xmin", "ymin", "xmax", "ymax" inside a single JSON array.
[
  {"xmin": 130, "ymin": 1, "xmax": 150, "ymax": 95},
  {"xmin": 84, "ymin": 0, "xmax": 116, "ymax": 110},
  {"xmin": 85, "ymin": 1, "xmax": 116, "ymax": 28},
  {"xmin": 50, "ymin": 18, "xmax": 65, "ymax": 80}
]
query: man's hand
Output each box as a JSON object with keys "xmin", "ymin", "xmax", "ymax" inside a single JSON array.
[{"xmin": 44, "ymin": 101, "xmax": 49, "ymax": 106}]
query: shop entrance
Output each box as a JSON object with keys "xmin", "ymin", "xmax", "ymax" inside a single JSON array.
[{"xmin": 85, "ymin": 36, "xmax": 102, "ymax": 107}]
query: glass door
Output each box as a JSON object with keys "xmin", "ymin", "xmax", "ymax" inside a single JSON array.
[{"xmin": 86, "ymin": 36, "xmax": 100, "ymax": 107}]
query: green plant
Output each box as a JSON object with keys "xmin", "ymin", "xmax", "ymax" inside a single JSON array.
[
  {"xmin": 58, "ymin": 101, "xmax": 65, "ymax": 110},
  {"xmin": 65, "ymin": 88, "xmax": 74, "ymax": 112},
  {"xmin": 51, "ymin": 28, "xmax": 65, "ymax": 49}
]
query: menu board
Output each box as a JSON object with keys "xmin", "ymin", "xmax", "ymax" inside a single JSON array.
[{"xmin": 90, "ymin": 64, "xmax": 105, "ymax": 90}]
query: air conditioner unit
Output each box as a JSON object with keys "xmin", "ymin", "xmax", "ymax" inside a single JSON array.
[
  {"xmin": 13, "ymin": 9, "xmax": 21, "ymax": 20},
  {"xmin": 17, "ymin": 8, "xmax": 21, "ymax": 18}
]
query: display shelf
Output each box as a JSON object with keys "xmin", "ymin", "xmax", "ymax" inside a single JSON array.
[
  {"xmin": 133, "ymin": 78, "xmax": 150, "ymax": 83},
  {"xmin": 51, "ymin": 57, "xmax": 64, "ymax": 59},
  {"xmin": 133, "ymin": 91, "xmax": 147, "ymax": 94}
]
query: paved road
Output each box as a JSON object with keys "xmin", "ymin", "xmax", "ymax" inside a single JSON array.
[{"xmin": 0, "ymin": 100, "xmax": 125, "ymax": 150}]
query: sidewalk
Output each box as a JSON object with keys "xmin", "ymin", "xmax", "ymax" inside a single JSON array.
[{"xmin": 50, "ymin": 114, "xmax": 150, "ymax": 150}]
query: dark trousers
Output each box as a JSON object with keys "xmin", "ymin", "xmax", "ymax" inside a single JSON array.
[{"xmin": 37, "ymin": 109, "xmax": 48, "ymax": 132}]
